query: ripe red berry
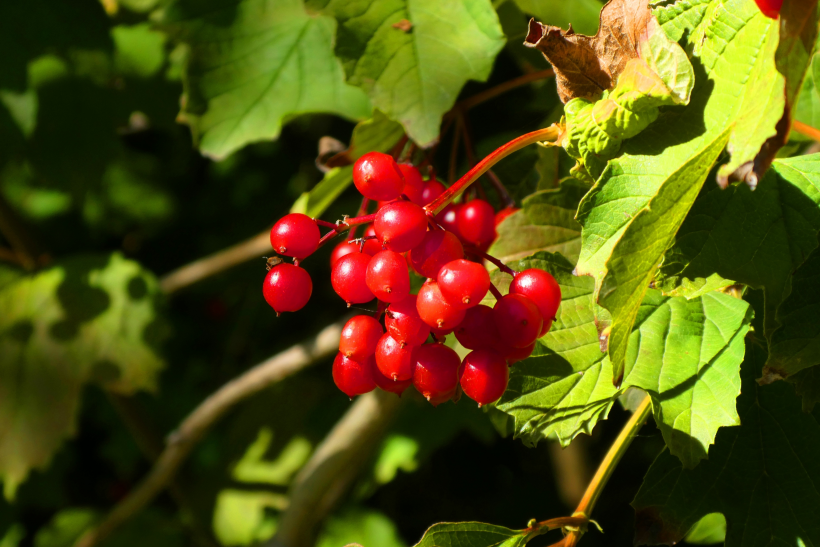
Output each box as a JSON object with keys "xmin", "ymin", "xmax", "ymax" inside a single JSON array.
[
  {"xmin": 375, "ymin": 201, "xmax": 429, "ymax": 252},
  {"xmin": 430, "ymin": 325, "xmax": 455, "ymax": 338},
  {"xmin": 385, "ymin": 294, "xmax": 431, "ymax": 346},
  {"xmin": 539, "ymin": 317, "xmax": 553, "ymax": 337},
  {"xmin": 366, "ymin": 250, "xmax": 410, "ymax": 303},
  {"xmin": 435, "ymin": 203, "xmax": 463, "ymax": 239},
  {"xmin": 754, "ymin": 0, "xmax": 782, "ymax": 18},
  {"xmin": 504, "ymin": 341, "xmax": 536, "ymax": 365},
  {"xmin": 372, "ymin": 364, "xmax": 413, "ymax": 396},
  {"xmin": 494, "ymin": 294, "xmax": 543, "ymax": 348},
  {"xmin": 332, "ymin": 353, "xmax": 376, "ymax": 397},
  {"xmin": 270, "ymin": 213, "xmax": 320, "ymax": 259},
  {"xmin": 437, "ymin": 259, "xmax": 490, "ymax": 309},
  {"xmin": 455, "ymin": 305, "xmax": 503, "ymax": 351},
  {"xmin": 413, "ymin": 343, "xmax": 461, "ymax": 405},
  {"xmin": 375, "ymin": 333, "xmax": 417, "ymax": 381},
  {"xmin": 457, "ymin": 199, "xmax": 496, "ymax": 248},
  {"xmin": 494, "ymin": 207, "xmax": 519, "ymax": 227},
  {"xmin": 331, "ymin": 252, "xmax": 374, "ymax": 305},
  {"xmin": 263, "ymin": 263, "xmax": 312, "ymax": 314},
  {"xmin": 421, "ymin": 179, "xmax": 447, "ymax": 206},
  {"xmin": 417, "ymin": 281, "xmax": 466, "ymax": 330},
  {"xmin": 362, "ymin": 224, "xmax": 384, "ymax": 255},
  {"xmin": 398, "ymin": 164, "xmax": 425, "ymax": 205},
  {"xmin": 459, "ymin": 350, "xmax": 509, "ymax": 406},
  {"xmin": 353, "ymin": 151, "xmax": 405, "ymax": 201},
  {"xmin": 409, "ymin": 230, "xmax": 464, "ymax": 279},
  {"xmin": 330, "ymin": 240, "xmax": 359, "ymax": 268},
  {"xmin": 339, "ymin": 315, "xmax": 383, "ymax": 362},
  {"xmin": 510, "ymin": 268, "xmax": 561, "ymax": 322}
]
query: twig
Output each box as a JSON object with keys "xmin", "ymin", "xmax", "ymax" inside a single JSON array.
[
  {"xmin": 73, "ymin": 320, "xmax": 346, "ymax": 547},
  {"xmin": 159, "ymin": 230, "xmax": 271, "ymax": 294},
  {"xmin": 793, "ymin": 120, "xmax": 820, "ymax": 142},
  {"xmin": 457, "ymin": 68, "xmax": 555, "ymax": 111},
  {"xmin": 264, "ymin": 390, "xmax": 403, "ymax": 547}
]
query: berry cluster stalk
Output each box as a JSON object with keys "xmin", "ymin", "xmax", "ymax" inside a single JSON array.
[{"xmin": 424, "ymin": 125, "xmax": 561, "ymax": 216}]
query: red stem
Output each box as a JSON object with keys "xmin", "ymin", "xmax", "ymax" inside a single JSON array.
[
  {"xmin": 314, "ymin": 219, "xmax": 338, "ymax": 229},
  {"xmin": 467, "ymin": 247, "xmax": 517, "ymax": 276},
  {"xmin": 424, "ymin": 126, "xmax": 560, "ymax": 216}
]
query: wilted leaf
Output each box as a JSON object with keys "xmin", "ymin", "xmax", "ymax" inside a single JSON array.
[
  {"xmin": 632, "ymin": 343, "xmax": 820, "ymax": 547},
  {"xmin": 318, "ymin": 0, "xmax": 505, "ymax": 146},
  {"xmin": 156, "ymin": 0, "xmax": 373, "ymax": 160},
  {"xmin": 0, "ymin": 253, "xmax": 165, "ymax": 499}
]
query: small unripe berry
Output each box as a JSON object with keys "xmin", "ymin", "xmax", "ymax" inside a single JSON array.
[
  {"xmin": 270, "ymin": 213, "xmax": 320, "ymax": 259},
  {"xmin": 375, "ymin": 201, "xmax": 429, "ymax": 252},
  {"xmin": 339, "ymin": 315, "xmax": 383, "ymax": 362},
  {"xmin": 331, "ymin": 252, "xmax": 375, "ymax": 305},
  {"xmin": 263, "ymin": 263, "xmax": 312, "ymax": 314},
  {"xmin": 353, "ymin": 151, "xmax": 405, "ymax": 201},
  {"xmin": 332, "ymin": 353, "xmax": 377, "ymax": 397},
  {"xmin": 460, "ymin": 349, "xmax": 509, "ymax": 406}
]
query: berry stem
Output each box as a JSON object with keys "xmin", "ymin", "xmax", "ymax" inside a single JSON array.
[
  {"xmin": 425, "ymin": 126, "xmax": 561, "ymax": 216},
  {"xmin": 488, "ymin": 282, "xmax": 503, "ymax": 301},
  {"xmin": 374, "ymin": 300, "xmax": 387, "ymax": 320},
  {"xmin": 343, "ymin": 213, "xmax": 377, "ymax": 227},
  {"xmin": 314, "ymin": 219, "xmax": 339, "ymax": 229},
  {"xmin": 467, "ymin": 247, "xmax": 517, "ymax": 276}
]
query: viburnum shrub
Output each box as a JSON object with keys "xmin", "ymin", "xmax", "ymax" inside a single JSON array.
[{"xmin": 263, "ymin": 152, "xmax": 559, "ymax": 406}]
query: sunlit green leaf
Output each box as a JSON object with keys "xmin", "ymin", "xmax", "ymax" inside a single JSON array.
[{"xmin": 413, "ymin": 522, "xmax": 527, "ymax": 547}]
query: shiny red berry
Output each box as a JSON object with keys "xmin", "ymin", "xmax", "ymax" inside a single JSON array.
[
  {"xmin": 339, "ymin": 315, "xmax": 383, "ymax": 362},
  {"xmin": 366, "ymin": 250, "xmax": 410, "ymax": 303},
  {"xmin": 353, "ymin": 151, "xmax": 405, "ymax": 201},
  {"xmin": 398, "ymin": 164, "xmax": 425, "ymax": 205},
  {"xmin": 754, "ymin": 0, "xmax": 782, "ymax": 18},
  {"xmin": 362, "ymin": 224, "xmax": 384, "ymax": 255},
  {"xmin": 421, "ymin": 179, "xmax": 447, "ymax": 206},
  {"xmin": 457, "ymin": 199, "xmax": 496, "ymax": 248},
  {"xmin": 375, "ymin": 201, "xmax": 429, "ymax": 252},
  {"xmin": 375, "ymin": 333, "xmax": 417, "ymax": 381},
  {"xmin": 385, "ymin": 294, "xmax": 431, "ymax": 346},
  {"xmin": 510, "ymin": 268, "xmax": 561, "ymax": 322},
  {"xmin": 270, "ymin": 213, "xmax": 320, "ymax": 259},
  {"xmin": 409, "ymin": 229, "xmax": 464, "ymax": 279},
  {"xmin": 331, "ymin": 252, "xmax": 374, "ymax": 305},
  {"xmin": 504, "ymin": 341, "xmax": 536, "ymax": 365},
  {"xmin": 459, "ymin": 349, "xmax": 509, "ymax": 405},
  {"xmin": 493, "ymin": 293, "xmax": 543, "ymax": 348},
  {"xmin": 454, "ymin": 305, "xmax": 503, "ymax": 351},
  {"xmin": 417, "ymin": 281, "xmax": 466, "ymax": 330},
  {"xmin": 332, "ymin": 353, "xmax": 376, "ymax": 397},
  {"xmin": 262, "ymin": 263, "xmax": 312, "ymax": 314},
  {"xmin": 437, "ymin": 259, "xmax": 490, "ymax": 309},
  {"xmin": 412, "ymin": 343, "xmax": 461, "ymax": 405},
  {"xmin": 435, "ymin": 203, "xmax": 463, "ymax": 240},
  {"xmin": 372, "ymin": 364, "xmax": 412, "ymax": 396}
]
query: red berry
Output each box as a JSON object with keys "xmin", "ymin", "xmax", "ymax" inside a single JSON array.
[
  {"xmin": 270, "ymin": 213, "xmax": 320, "ymax": 259},
  {"xmin": 421, "ymin": 179, "xmax": 447, "ymax": 206},
  {"xmin": 510, "ymin": 268, "xmax": 561, "ymax": 322},
  {"xmin": 330, "ymin": 240, "xmax": 359, "ymax": 268},
  {"xmin": 362, "ymin": 225, "xmax": 384, "ymax": 255},
  {"xmin": 339, "ymin": 315, "xmax": 383, "ymax": 362},
  {"xmin": 366, "ymin": 250, "xmax": 410, "ymax": 303},
  {"xmin": 263, "ymin": 263, "xmax": 312, "ymax": 314},
  {"xmin": 493, "ymin": 294, "xmax": 543, "ymax": 348},
  {"xmin": 372, "ymin": 364, "xmax": 413, "ymax": 396},
  {"xmin": 331, "ymin": 252, "xmax": 374, "ymax": 304},
  {"xmin": 754, "ymin": 0, "xmax": 782, "ymax": 18},
  {"xmin": 459, "ymin": 350, "xmax": 509, "ymax": 405},
  {"xmin": 412, "ymin": 343, "xmax": 461, "ymax": 405},
  {"xmin": 332, "ymin": 353, "xmax": 376, "ymax": 397},
  {"xmin": 457, "ymin": 199, "xmax": 496, "ymax": 247},
  {"xmin": 504, "ymin": 341, "xmax": 536, "ymax": 365},
  {"xmin": 417, "ymin": 281, "xmax": 466, "ymax": 330},
  {"xmin": 409, "ymin": 230, "xmax": 464, "ymax": 279},
  {"xmin": 385, "ymin": 294, "xmax": 431, "ymax": 346},
  {"xmin": 353, "ymin": 151, "xmax": 405, "ymax": 201},
  {"xmin": 437, "ymin": 259, "xmax": 490, "ymax": 309},
  {"xmin": 435, "ymin": 203, "xmax": 463, "ymax": 240},
  {"xmin": 430, "ymin": 325, "xmax": 455, "ymax": 338},
  {"xmin": 398, "ymin": 164, "xmax": 425, "ymax": 205},
  {"xmin": 494, "ymin": 207, "xmax": 519, "ymax": 227},
  {"xmin": 375, "ymin": 201, "xmax": 429, "ymax": 253},
  {"xmin": 539, "ymin": 317, "xmax": 553, "ymax": 337},
  {"xmin": 454, "ymin": 305, "xmax": 503, "ymax": 351},
  {"xmin": 375, "ymin": 333, "xmax": 417, "ymax": 381}
]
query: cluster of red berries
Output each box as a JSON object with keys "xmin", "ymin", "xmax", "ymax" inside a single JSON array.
[{"xmin": 262, "ymin": 151, "xmax": 560, "ymax": 406}]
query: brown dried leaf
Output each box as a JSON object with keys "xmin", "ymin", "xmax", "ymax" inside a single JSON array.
[{"xmin": 524, "ymin": 0, "xmax": 653, "ymax": 103}]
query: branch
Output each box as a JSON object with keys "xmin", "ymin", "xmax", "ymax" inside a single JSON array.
[
  {"xmin": 265, "ymin": 389, "xmax": 403, "ymax": 547},
  {"xmin": 159, "ymin": 230, "xmax": 271, "ymax": 294},
  {"xmin": 73, "ymin": 320, "xmax": 346, "ymax": 547},
  {"xmin": 458, "ymin": 68, "xmax": 555, "ymax": 111},
  {"xmin": 793, "ymin": 120, "xmax": 820, "ymax": 142}
]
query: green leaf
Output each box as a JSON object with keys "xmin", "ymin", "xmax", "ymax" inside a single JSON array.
[
  {"xmin": 683, "ymin": 513, "xmax": 726, "ymax": 545},
  {"xmin": 764, "ymin": 246, "xmax": 820, "ymax": 382},
  {"xmin": 317, "ymin": 509, "xmax": 407, "ymax": 547},
  {"xmin": 576, "ymin": 0, "xmax": 787, "ymax": 383},
  {"xmin": 775, "ymin": 0, "xmax": 819, "ymax": 106},
  {"xmin": 632, "ymin": 342, "xmax": 820, "ymax": 547},
  {"xmin": 787, "ymin": 365, "xmax": 820, "ymax": 412},
  {"xmin": 413, "ymin": 522, "xmax": 527, "ymax": 547},
  {"xmin": 319, "ymin": 0, "xmax": 505, "ymax": 146},
  {"xmin": 0, "ymin": 253, "xmax": 165, "ymax": 499},
  {"xmin": 652, "ymin": 0, "xmax": 711, "ymax": 43},
  {"xmin": 156, "ymin": 0, "xmax": 373, "ymax": 160},
  {"xmin": 794, "ymin": 53, "xmax": 820, "ymax": 134},
  {"xmin": 657, "ymin": 155, "xmax": 820, "ymax": 341},
  {"xmin": 512, "ymin": 0, "xmax": 602, "ymax": 36}
]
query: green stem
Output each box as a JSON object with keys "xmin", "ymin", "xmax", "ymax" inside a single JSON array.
[{"xmin": 424, "ymin": 126, "xmax": 560, "ymax": 216}]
